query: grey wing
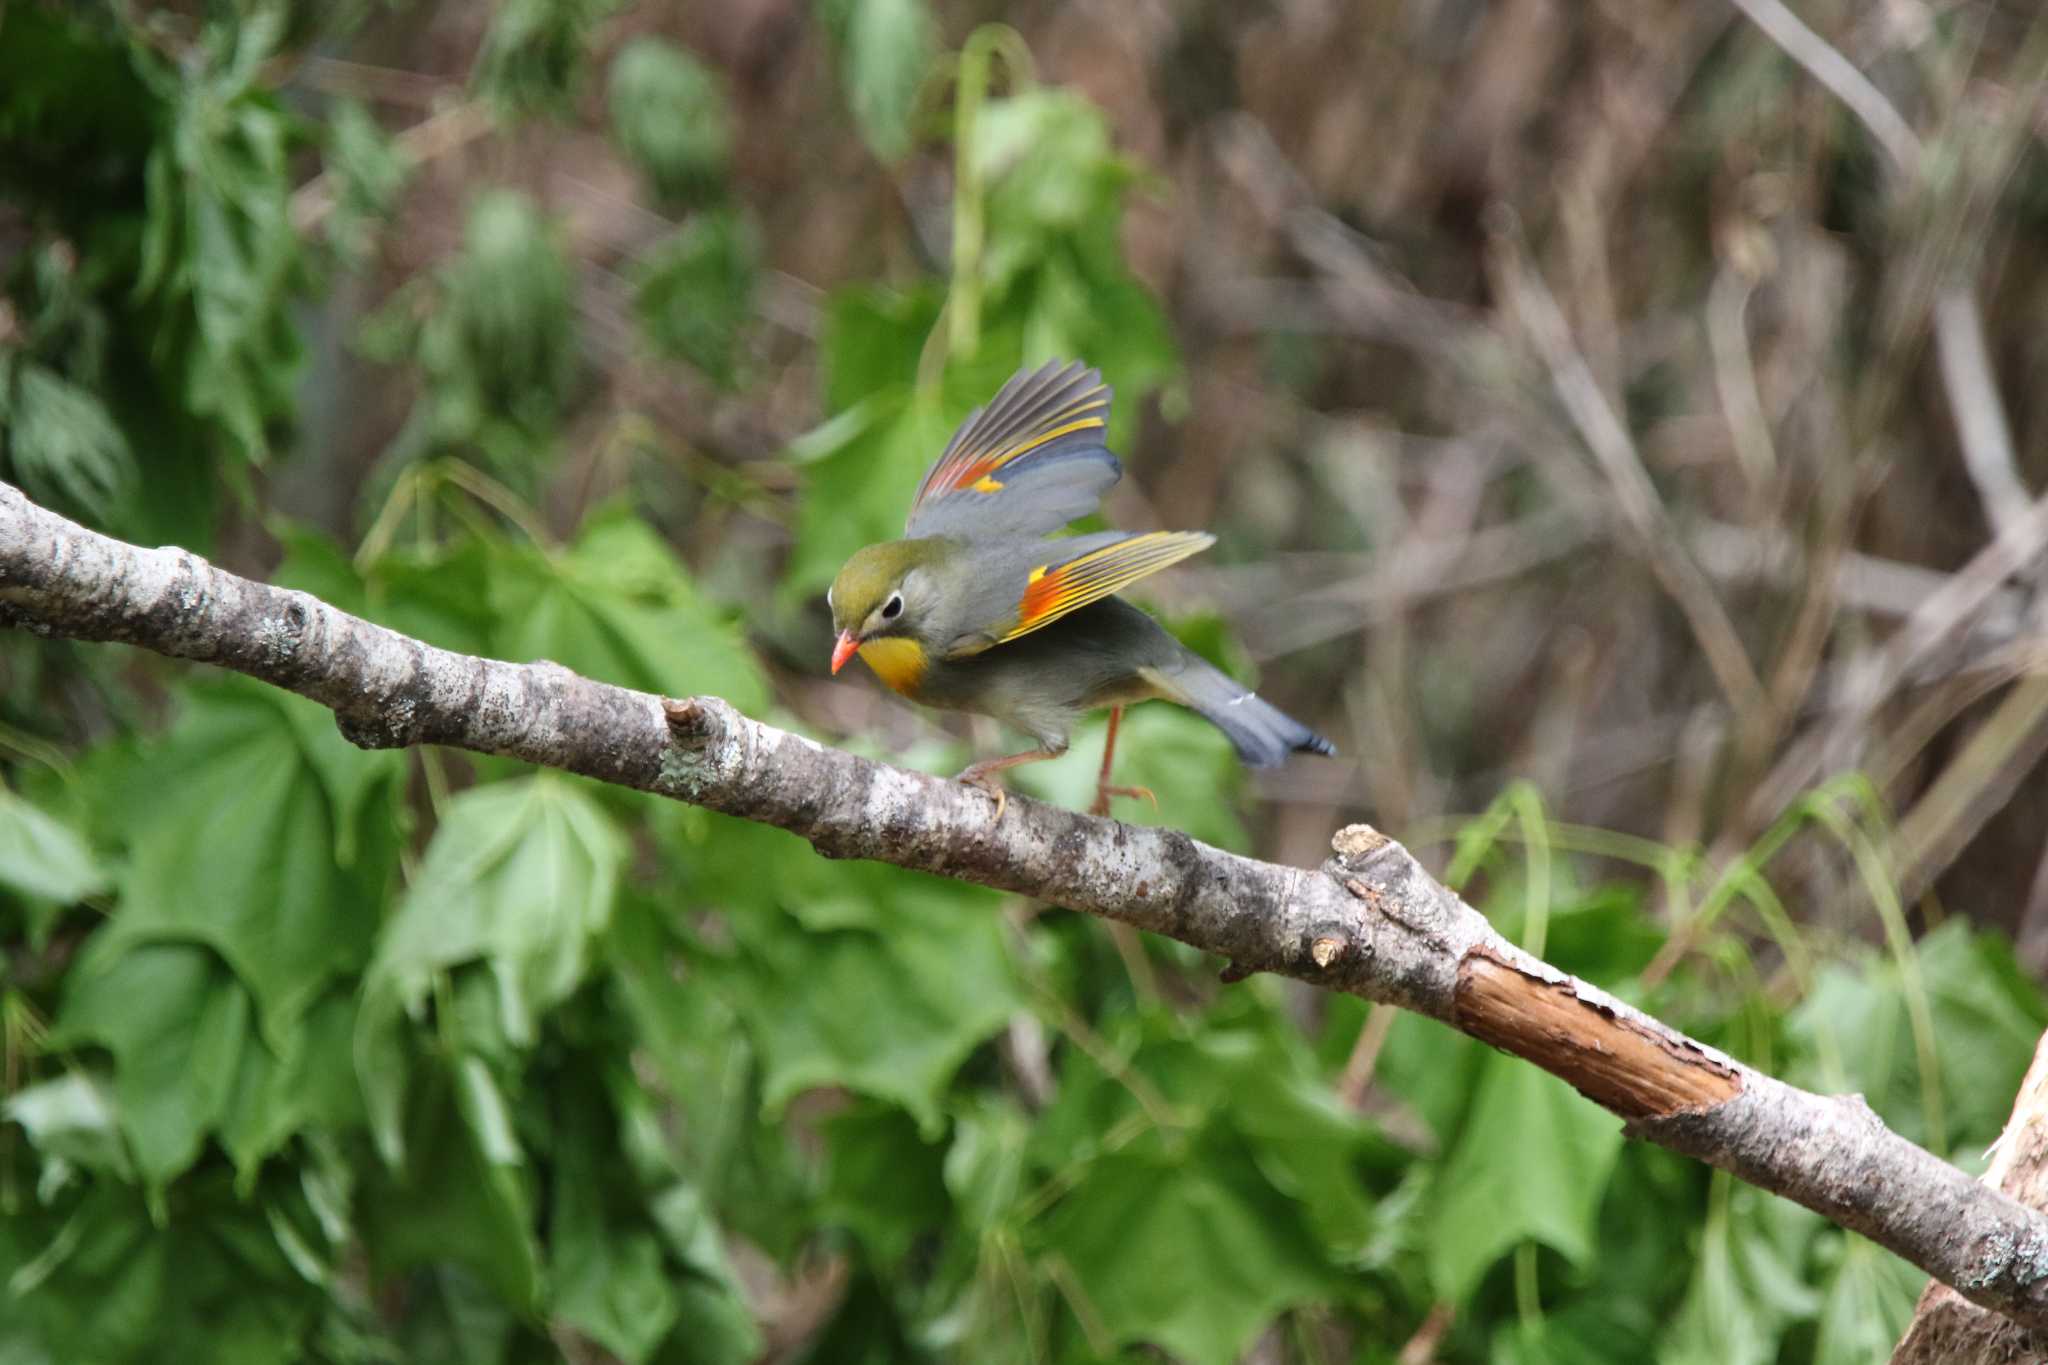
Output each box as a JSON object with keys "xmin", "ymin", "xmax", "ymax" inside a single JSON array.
[{"xmin": 903, "ymin": 360, "xmax": 1122, "ymax": 541}]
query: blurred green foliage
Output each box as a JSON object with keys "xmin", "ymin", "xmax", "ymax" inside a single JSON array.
[
  {"xmin": 609, "ymin": 37, "xmax": 733, "ymax": 207},
  {"xmin": 633, "ymin": 209, "xmax": 758, "ymax": 386},
  {"xmin": 357, "ymin": 189, "xmax": 578, "ymax": 475},
  {"xmin": 0, "ymin": 5, "xmax": 2041, "ymax": 1365}
]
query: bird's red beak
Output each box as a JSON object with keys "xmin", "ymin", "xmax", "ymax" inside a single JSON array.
[{"xmin": 830, "ymin": 630, "xmax": 860, "ymax": 675}]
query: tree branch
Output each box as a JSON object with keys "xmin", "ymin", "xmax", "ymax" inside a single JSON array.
[
  {"xmin": 6, "ymin": 480, "xmax": 2048, "ymax": 1328},
  {"xmin": 1892, "ymin": 1030, "xmax": 2048, "ymax": 1362}
]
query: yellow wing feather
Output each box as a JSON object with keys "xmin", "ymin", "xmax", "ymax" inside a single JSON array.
[{"xmin": 998, "ymin": 531, "xmax": 1215, "ymax": 643}]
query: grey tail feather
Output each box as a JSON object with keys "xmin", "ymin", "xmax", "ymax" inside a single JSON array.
[{"xmin": 1171, "ymin": 660, "xmax": 1336, "ymax": 768}]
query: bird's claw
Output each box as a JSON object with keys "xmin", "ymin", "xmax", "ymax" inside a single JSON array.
[
  {"xmin": 956, "ymin": 769, "xmax": 1009, "ymax": 823},
  {"xmin": 1090, "ymin": 783, "xmax": 1158, "ymax": 818}
]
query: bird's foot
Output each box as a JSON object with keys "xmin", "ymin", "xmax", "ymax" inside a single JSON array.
[
  {"xmin": 1090, "ymin": 783, "xmax": 1158, "ymax": 818},
  {"xmin": 954, "ymin": 766, "xmax": 1010, "ymax": 823}
]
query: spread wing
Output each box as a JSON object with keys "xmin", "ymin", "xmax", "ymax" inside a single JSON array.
[
  {"xmin": 986, "ymin": 529, "xmax": 1215, "ymax": 646},
  {"xmin": 905, "ymin": 360, "xmax": 1120, "ymax": 540}
]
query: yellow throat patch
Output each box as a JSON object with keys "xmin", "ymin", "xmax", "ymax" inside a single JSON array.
[{"xmin": 857, "ymin": 637, "xmax": 928, "ymax": 696}]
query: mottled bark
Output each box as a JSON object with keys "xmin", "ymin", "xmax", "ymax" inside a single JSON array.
[{"xmin": 5, "ymin": 480, "xmax": 2048, "ymax": 1330}]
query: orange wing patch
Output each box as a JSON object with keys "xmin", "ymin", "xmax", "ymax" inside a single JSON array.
[
  {"xmin": 904, "ymin": 360, "xmax": 1121, "ymax": 535},
  {"xmin": 1000, "ymin": 531, "xmax": 1216, "ymax": 642},
  {"xmin": 917, "ymin": 399, "xmax": 1109, "ymax": 505}
]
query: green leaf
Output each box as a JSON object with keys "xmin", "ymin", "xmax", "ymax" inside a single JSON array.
[
  {"xmin": 358, "ymin": 775, "xmax": 624, "ymax": 1163},
  {"xmin": 1917, "ymin": 921, "xmax": 2048, "ymax": 1147},
  {"xmin": 1353, "ymin": 995, "xmax": 1487, "ymax": 1148},
  {"xmin": 360, "ymin": 1055, "xmax": 540, "ymax": 1309},
  {"xmin": 699, "ymin": 859, "xmax": 1022, "ymax": 1132},
  {"xmin": 0, "ymin": 785, "xmax": 109, "ymax": 935},
  {"xmin": 218, "ymin": 988, "xmax": 364, "ymax": 1183},
  {"xmin": 86, "ymin": 678, "xmax": 401, "ymax": 1049},
  {"xmin": 52, "ymin": 941, "xmax": 252, "ymax": 1192},
  {"xmin": 270, "ymin": 523, "xmax": 373, "ymax": 616},
  {"xmin": 649, "ymin": 1179, "xmax": 758, "ymax": 1301},
  {"xmin": 646, "ymin": 1182, "xmax": 766, "ymax": 1363},
  {"xmin": 1811, "ymin": 1236, "xmax": 1922, "ymax": 1365},
  {"xmin": 944, "ymin": 1095, "xmax": 1030, "ymax": 1236},
  {"xmin": 631, "ymin": 210, "xmax": 758, "ymax": 386},
  {"xmin": 138, "ymin": 20, "xmax": 306, "ymax": 463},
  {"xmin": 663, "ymin": 1278, "xmax": 766, "ymax": 1365},
  {"xmin": 1785, "ymin": 921, "xmax": 2048, "ymax": 1150},
  {"xmin": 488, "ymin": 507, "xmax": 770, "ymax": 714},
  {"xmin": 817, "ymin": 285, "xmax": 943, "ymax": 413},
  {"xmin": 608, "ymin": 895, "xmax": 815, "ymax": 1261},
  {"xmin": 786, "ymin": 384, "xmax": 949, "ymax": 597},
  {"xmin": 321, "ymin": 97, "xmax": 410, "ymax": 263},
  {"xmin": 973, "ymin": 91, "xmax": 1119, "ymax": 222},
  {"xmin": 1035, "ymin": 1138, "xmax": 1339, "ymax": 1365},
  {"xmin": 342, "ymin": 506, "xmax": 767, "ymax": 715},
  {"xmin": 473, "ymin": 0, "xmax": 620, "ymax": 114},
  {"xmin": 1428, "ymin": 1047, "xmax": 1625, "ymax": 1301},
  {"xmin": 1488, "ymin": 1303, "xmax": 1656, "ymax": 1365},
  {"xmin": 1528, "ymin": 883, "xmax": 1666, "ymax": 987},
  {"xmin": 1661, "ymin": 1182, "xmax": 1823, "ymax": 1365},
  {"xmin": 1189, "ymin": 1016, "xmax": 1389, "ymax": 1259},
  {"xmin": 360, "ymin": 535, "xmax": 500, "ymax": 658},
  {"xmin": 0, "ymin": 7, "xmax": 159, "ymax": 179},
  {"xmin": 972, "ymin": 90, "xmax": 1133, "ymax": 290},
  {"xmin": 4, "ymin": 1072, "xmax": 132, "ymax": 1184},
  {"xmin": 1572, "ymin": 1147, "xmax": 1703, "ymax": 1351},
  {"xmin": 609, "ymin": 38, "xmax": 731, "ymax": 205},
  {"xmin": 607, "ymin": 901, "xmax": 753, "ymax": 1160},
  {"xmin": 819, "ymin": 1101, "xmax": 950, "ymax": 1264},
  {"xmin": 550, "ymin": 1074, "xmax": 682, "ymax": 1364},
  {"xmin": 387, "ymin": 190, "xmax": 576, "ymax": 468},
  {"xmin": 384, "ymin": 1265, "xmax": 519, "ymax": 1365},
  {"xmin": 797, "ymin": 1268, "xmax": 926, "ymax": 1364},
  {"xmin": 965, "ymin": 89, "xmax": 1179, "ymax": 424},
  {"xmin": 0, "ymin": 1172, "xmax": 324, "ymax": 1365},
  {"xmin": 816, "ymin": 0, "xmax": 935, "ymax": 162},
  {"xmin": 4, "ymin": 363, "xmax": 137, "ymax": 523},
  {"xmin": 1028, "ymin": 1002, "xmax": 1389, "ymax": 1270}
]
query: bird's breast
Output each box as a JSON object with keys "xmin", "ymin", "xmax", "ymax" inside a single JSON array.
[{"xmin": 857, "ymin": 636, "xmax": 929, "ymax": 696}]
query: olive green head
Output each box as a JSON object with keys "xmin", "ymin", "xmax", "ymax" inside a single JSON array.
[
  {"xmin": 829, "ymin": 541, "xmax": 916, "ymax": 636},
  {"xmin": 827, "ymin": 538, "xmax": 954, "ymax": 672}
]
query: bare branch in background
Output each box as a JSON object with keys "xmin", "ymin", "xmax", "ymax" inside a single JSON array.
[
  {"xmin": 289, "ymin": 101, "xmax": 493, "ymax": 232},
  {"xmin": 1210, "ymin": 116, "xmax": 1485, "ymax": 358},
  {"xmin": 1722, "ymin": 0, "xmax": 1925, "ymax": 176},
  {"xmin": 1935, "ymin": 287, "xmax": 2031, "ymax": 542},
  {"xmin": 10, "ymin": 478, "xmax": 2048, "ymax": 1331},
  {"xmin": 1757, "ymin": 488, "xmax": 2048, "ymax": 817},
  {"xmin": 1489, "ymin": 223, "xmax": 1765, "ymax": 714},
  {"xmin": 1891, "ymin": 677, "xmax": 2048, "ymax": 903}
]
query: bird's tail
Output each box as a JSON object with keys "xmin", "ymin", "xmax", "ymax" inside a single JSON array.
[{"xmin": 1163, "ymin": 656, "xmax": 1336, "ymax": 768}]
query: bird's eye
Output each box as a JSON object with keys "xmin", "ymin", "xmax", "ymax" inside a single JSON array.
[{"xmin": 881, "ymin": 593, "xmax": 903, "ymax": 620}]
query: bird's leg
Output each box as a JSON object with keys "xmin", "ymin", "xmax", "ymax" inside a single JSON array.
[
  {"xmin": 955, "ymin": 745, "xmax": 1064, "ymax": 822},
  {"xmin": 1091, "ymin": 706, "xmax": 1162, "ymax": 1001},
  {"xmin": 1090, "ymin": 706, "xmax": 1157, "ymax": 818}
]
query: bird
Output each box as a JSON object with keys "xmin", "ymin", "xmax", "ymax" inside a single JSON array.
[{"xmin": 826, "ymin": 359, "xmax": 1334, "ymax": 818}]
